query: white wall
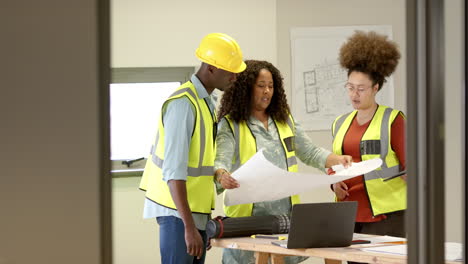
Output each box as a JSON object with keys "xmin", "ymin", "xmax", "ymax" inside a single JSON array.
[{"xmin": 111, "ymin": 0, "xmax": 277, "ymax": 67}]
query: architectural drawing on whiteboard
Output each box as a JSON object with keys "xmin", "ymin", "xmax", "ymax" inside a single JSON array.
[
  {"xmin": 303, "ymin": 70, "xmax": 318, "ymax": 113},
  {"xmin": 291, "ymin": 25, "xmax": 394, "ymax": 131},
  {"xmin": 300, "ymin": 59, "xmax": 349, "ymax": 115},
  {"xmin": 303, "ymin": 60, "xmax": 349, "ymax": 114}
]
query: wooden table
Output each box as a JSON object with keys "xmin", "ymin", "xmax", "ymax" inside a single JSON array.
[{"xmin": 211, "ymin": 236, "xmax": 461, "ymax": 264}]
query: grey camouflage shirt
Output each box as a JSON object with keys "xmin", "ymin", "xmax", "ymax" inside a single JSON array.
[{"xmin": 214, "ymin": 115, "xmax": 331, "ymax": 264}]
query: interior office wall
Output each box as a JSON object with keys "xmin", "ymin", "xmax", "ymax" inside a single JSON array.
[
  {"xmin": 0, "ymin": 2, "xmax": 108, "ymax": 264},
  {"xmin": 111, "ymin": 1, "xmax": 277, "ymax": 263},
  {"xmin": 111, "ymin": 0, "xmax": 277, "ymax": 67},
  {"xmin": 444, "ymin": 0, "xmax": 464, "ymax": 243},
  {"xmin": 276, "ymin": 0, "xmax": 407, "ymax": 213}
]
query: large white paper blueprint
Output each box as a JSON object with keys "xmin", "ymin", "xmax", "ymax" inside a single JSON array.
[{"xmin": 224, "ymin": 150, "xmax": 382, "ymax": 206}]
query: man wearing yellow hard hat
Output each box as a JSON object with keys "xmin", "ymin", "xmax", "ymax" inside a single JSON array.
[{"xmin": 139, "ymin": 33, "xmax": 246, "ymax": 263}]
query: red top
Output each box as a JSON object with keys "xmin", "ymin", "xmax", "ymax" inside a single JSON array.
[{"xmin": 338, "ymin": 112, "xmax": 406, "ymax": 222}]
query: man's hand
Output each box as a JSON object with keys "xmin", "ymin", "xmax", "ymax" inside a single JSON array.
[
  {"xmin": 184, "ymin": 225, "xmax": 204, "ymax": 259},
  {"xmin": 325, "ymin": 153, "xmax": 353, "ymax": 169},
  {"xmin": 332, "ymin": 181, "xmax": 349, "ymax": 200},
  {"xmin": 214, "ymin": 169, "xmax": 240, "ymax": 189},
  {"xmin": 168, "ymin": 180, "xmax": 204, "ymax": 259}
]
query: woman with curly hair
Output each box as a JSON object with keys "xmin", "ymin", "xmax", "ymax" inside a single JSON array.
[
  {"xmin": 214, "ymin": 59, "xmax": 352, "ymax": 264},
  {"xmin": 331, "ymin": 31, "xmax": 407, "ymax": 263}
]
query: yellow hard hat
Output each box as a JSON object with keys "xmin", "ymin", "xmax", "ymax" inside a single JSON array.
[{"xmin": 195, "ymin": 33, "xmax": 246, "ymax": 73}]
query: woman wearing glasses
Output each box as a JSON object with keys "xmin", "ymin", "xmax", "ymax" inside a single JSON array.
[{"xmin": 331, "ymin": 31, "xmax": 407, "ymax": 263}]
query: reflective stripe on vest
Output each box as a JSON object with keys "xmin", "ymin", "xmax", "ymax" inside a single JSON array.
[
  {"xmin": 139, "ymin": 81, "xmax": 216, "ymax": 214},
  {"xmin": 222, "ymin": 115, "xmax": 300, "ymax": 217},
  {"xmin": 332, "ymin": 105, "xmax": 406, "ymax": 216}
]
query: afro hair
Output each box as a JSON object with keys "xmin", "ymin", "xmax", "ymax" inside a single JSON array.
[{"xmin": 339, "ymin": 31, "xmax": 400, "ymax": 89}]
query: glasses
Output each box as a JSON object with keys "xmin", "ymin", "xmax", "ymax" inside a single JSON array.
[{"xmin": 344, "ymin": 83, "xmax": 372, "ymax": 94}]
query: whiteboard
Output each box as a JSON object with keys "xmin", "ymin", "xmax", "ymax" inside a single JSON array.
[{"xmin": 290, "ymin": 25, "xmax": 395, "ymax": 131}]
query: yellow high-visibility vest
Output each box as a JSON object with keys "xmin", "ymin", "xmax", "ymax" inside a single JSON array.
[
  {"xmin": 222, "ymin": 115, "xmax": 300, "ymax": 217},
  {"xmin": 332, "ymin": 105, "xmax": 406, "ymax": 216},
  {"xmin": 139, "ymin": 81, "xmax": 216, "ymax": 214}
]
